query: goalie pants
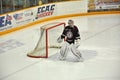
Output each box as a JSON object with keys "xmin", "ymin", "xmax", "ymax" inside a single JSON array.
[{"xmin": 60, "ymin": 42, "xmax": 82, "ymax": 59}]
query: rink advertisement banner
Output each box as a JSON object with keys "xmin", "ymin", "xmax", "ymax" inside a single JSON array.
[
  {"xmin": 95, "ymin": 0, "xmax": 120, "ymax": 10},
  {"xmin": 13, "ymin": 10, "xmax": 34, "ymax": 26},
  {"xmin": 0, "ymin": 9, "xmax": 35, "ymax": 31},
  {"xmin": 0, "ymin": 1, "xmax": 87, "ymax": 32},
  {"xmin": 35, "ymin": 4, "xmax": 56, "ymax": 20},
  {"xmin": 88, "ymin": 0, "xmax": 120, "ymax": 10},
  {"xmin": 35, "ymin": 0, "xmax": 87, "ymax": 20}
]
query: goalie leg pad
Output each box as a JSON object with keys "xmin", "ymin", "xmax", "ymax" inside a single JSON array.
[
  {"xmin": 70, "ymin": 44, "xmax": 82, "ymax": 60},
  {"xmin": 59, "ymin": 42, "xmax": 69, "ymax": 60}
]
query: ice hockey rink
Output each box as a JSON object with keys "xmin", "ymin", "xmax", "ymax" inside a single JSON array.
[{"xmin": 0, "ymin": 14, "xmax": 120, "ymax": 80}]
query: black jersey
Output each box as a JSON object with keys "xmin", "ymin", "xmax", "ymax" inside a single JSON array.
[{"xmin": 61, "ymin": 25, "xmax": 80, "ymax": 44}]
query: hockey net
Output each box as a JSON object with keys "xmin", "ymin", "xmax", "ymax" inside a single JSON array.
[{"xmin": 27, "ymin": 22, "xmax": 66, "ymax": 58}]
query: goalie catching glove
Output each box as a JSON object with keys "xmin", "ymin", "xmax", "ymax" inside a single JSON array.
[{"xmin": 57, "ymin": 36, "xmax": 63, "ymax": 43}]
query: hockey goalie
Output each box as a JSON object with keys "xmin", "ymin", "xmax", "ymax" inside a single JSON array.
[{"xmin": 57, "ymin": 20, "xmax": 84, "ymax": 62}]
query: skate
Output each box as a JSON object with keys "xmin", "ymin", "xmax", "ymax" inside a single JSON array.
[
  {"xmin": 59, "ymin": 57, "xmax": 66, "ymax": 61},
  {"xmin": 77, "ymin": 57, "xmax": 84, "ymax": 62}
]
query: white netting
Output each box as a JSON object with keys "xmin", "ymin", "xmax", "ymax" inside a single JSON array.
[{"xmin": 27, "ymin": 22, "xmax": 65, "ymax": 58}]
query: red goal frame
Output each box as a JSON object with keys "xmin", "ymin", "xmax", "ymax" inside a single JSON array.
[
  {"xmin": 27, "ymin": 22, "xmax": 66, "ymax": 58},
  {"xmin": 45, "ymin": 22, "xmax": 66, "ymax": 58}
]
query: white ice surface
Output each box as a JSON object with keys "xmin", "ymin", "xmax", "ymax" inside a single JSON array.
[{"xmin": 0, "ymin": 14, "xmax": 120, "ymax": 80}]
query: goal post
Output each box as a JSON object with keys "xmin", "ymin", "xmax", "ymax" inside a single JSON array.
[{"xmin": 27, "ymin": 22, "xmax": 66, "ymax": 58}]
